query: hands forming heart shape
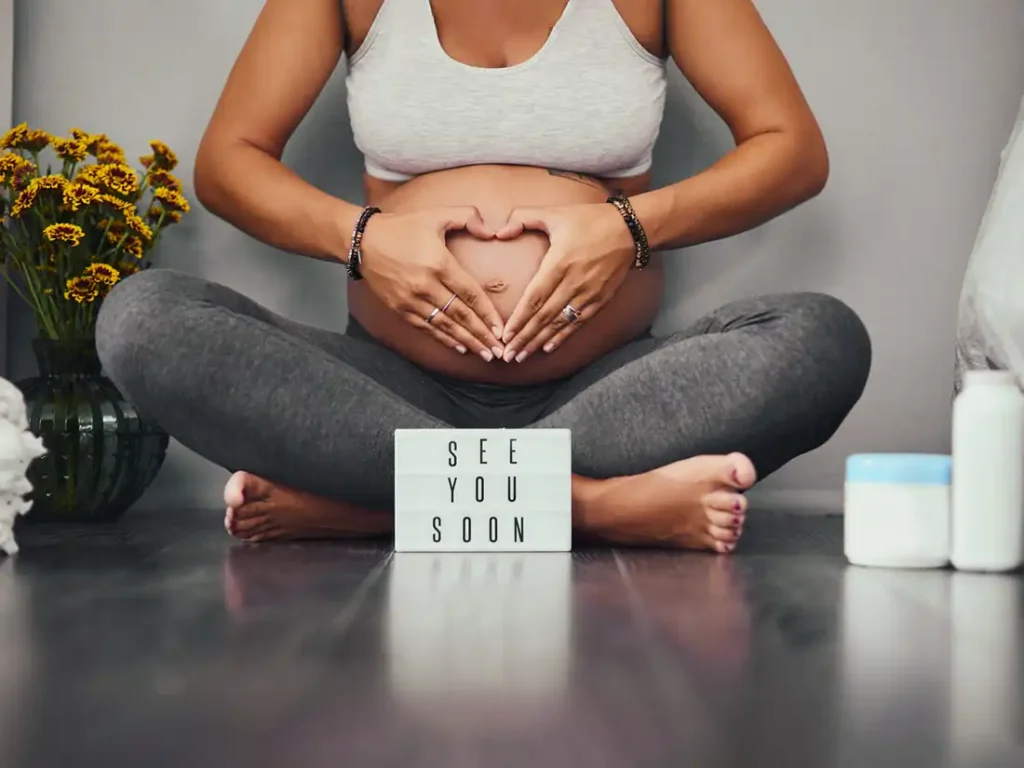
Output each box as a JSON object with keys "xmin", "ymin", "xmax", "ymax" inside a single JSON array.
[{"xmin": 357, "ymin": 202, "xmax": 636, "ymax": 362}]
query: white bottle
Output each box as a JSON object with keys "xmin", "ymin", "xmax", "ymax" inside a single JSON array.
[{"xmin": 951, "ymin": 370, "xmax": 1024, "ymax": 572}]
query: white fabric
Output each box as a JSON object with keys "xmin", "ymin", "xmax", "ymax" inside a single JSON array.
[
  {"xmin": 0, "ymin": 377, "xmax": 45, "ymax": 555},
  {"xmin": 955, "ymin": 93, "xmax": 1024, "ymax": 393},
  {"xmin": 345, "ymin": 0, "xmax": 668, "ymax": 182}
]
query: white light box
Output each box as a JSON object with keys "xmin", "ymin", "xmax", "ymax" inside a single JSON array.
[{"xmin": 393, "ymin": 428, "xmax": 572, "ymax": 552}]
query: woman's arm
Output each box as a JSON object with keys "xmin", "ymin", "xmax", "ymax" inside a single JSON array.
[
  {"xmin": 194, "ymin": 0, "xmax": 360, "ymax": 262},
  {"xmin": 630, "ymin": 0, "xmax": 830, "ymax": 251}
]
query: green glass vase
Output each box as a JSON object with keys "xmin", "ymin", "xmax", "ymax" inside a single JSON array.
[{"xmin": 15, "ymin": 337, "xmax": 169, "ymax": 523}]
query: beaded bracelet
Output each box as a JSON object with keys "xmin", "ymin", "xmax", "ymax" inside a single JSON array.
[
  {"xmin": 606, "ymin": 193, "xmax": 650, "ymax": 270},
  {"xmin": 346, "ymin": 206, "xmax": 381, "ymax": 281}
]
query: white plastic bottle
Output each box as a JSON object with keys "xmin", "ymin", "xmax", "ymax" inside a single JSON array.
[{"xmin": 951, "ymin": 370, "xmax": 1024, "ymax": 572}]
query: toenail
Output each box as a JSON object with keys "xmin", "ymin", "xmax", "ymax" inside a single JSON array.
[
  {"xmin": 733, "ymin": 497, "xmax": 742, "ymax": 511},
  {"xmin": 734, "ymin": 515, "xmax": 743, "ymax": 527}
]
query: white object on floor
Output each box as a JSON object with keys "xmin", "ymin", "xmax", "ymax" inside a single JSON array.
[
  {"xmin": 844, "ymin": 453, "xmax": 952, "ymax": 569},
  {"xmin": 951, "ymin": 370, "xmax": 1024, "ymax": 572},
  {"xmin": 0, "ymin": 377, "xmax": 46, "ymax": 556},
  {"xmin": 393, "ymin": 428, "xmax": 572, "ymax": 552}
]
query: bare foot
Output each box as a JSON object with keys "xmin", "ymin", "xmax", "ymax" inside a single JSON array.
[
  {"xmin": 578, "ymin": 453, "xmax": 757, "ymax": 553},
  {"xmin": 223, "ymin": 471, "xmax": 393, "ymax": 543}
]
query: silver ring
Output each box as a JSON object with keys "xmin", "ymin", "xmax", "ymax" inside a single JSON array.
[
  {"xmin": 562, "ymin": 304, "xmax": 581, "ymax": 324},
  {"xmin": 440, "ymin": 292, "xmax": 457, "ymax": 314},
  {"xmin": 426, "ymin": 307, "xmax": 441, "ymax": 324}
]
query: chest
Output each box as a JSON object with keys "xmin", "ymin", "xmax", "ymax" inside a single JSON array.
[{"xmin": 343, "ymin": 0, "xmax": 665, "ymax": 64}]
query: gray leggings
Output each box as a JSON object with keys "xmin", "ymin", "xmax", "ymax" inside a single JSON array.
[{"xmin": 95, "ymin": 269, "xmax": 871, "ymax": 510}]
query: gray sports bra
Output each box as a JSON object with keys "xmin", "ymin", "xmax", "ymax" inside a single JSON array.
[{"xmin": 345, "ymin": 0, "xmax": 668, "ymax": 182}]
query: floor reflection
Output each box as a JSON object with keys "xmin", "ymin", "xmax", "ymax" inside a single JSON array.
[
  {"xmin": 385, "ymin": 552, "xmax": 572, "ymax": 732},
  {"xmin": 949, "ymin": 572, "xmax": 1024, "ymax": 767},
  {"xmin": 0, "ymin": 558, "xmax": 32, "ymax": 762},
  {"xmin": 839, "ymin": 565, "xmax": 1024, "ymax": 768}
]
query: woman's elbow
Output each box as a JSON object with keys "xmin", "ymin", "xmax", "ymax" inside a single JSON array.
[{"xmin": 798, "ymin": 129, "xmax": 830, "ymax": 200}]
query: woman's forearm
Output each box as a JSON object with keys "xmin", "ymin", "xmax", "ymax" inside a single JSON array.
[
  {"xmin": 630, "ymin": 129, "xmax": 830, "ymax": 252},
  {"xmin": 193, "ymin": 138, "xmax": 362, "ymax": 263}
]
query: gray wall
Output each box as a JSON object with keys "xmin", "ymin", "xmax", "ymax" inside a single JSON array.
[
  {"xmin": 0, "ymin": 0, "xmax": 11, "ymax": 376},
  {"xmin": 9, "ymin": 0, "xmax": 1024, "ymax": 513}
]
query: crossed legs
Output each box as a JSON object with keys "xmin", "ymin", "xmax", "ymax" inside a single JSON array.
[{"xmin": 96, "ymin": 269, "xmax": 871, "ymax": 551}]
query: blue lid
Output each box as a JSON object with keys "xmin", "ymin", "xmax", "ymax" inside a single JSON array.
[{"xmin": 846, "ymin": 453, "xmax": 951, "ymax": 485}]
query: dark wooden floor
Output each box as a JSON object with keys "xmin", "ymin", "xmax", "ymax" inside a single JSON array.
[{"xmin": 1, "ymin": 510, "xmax": 1021, "ymax": 768}]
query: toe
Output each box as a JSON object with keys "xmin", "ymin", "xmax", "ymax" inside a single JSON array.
[
  {"xmin": 224, "ymin": 472, "xmax": 248, "ymax": 509},
  {"xmin": 224, "ymin": 471, "xmax": 275, "ymax": 513},
  {"xmin": 224, "ymin": 508, "xmax": 235, "ymax": 534},
  {"xmin": 707, "ymin": 507, "xmax": 744, "ymax": 532},
  {"xmin": 705, "ymin": 491, "xmax": 747, "ymax": 514},
  {"xmin": 726, "ymin": 453, "xmax": 757, "ymax": 490},
  {"xmin": 233, "ymin": 513, "xmax": 272, "ymax": 536},
  {"xmin": 709, "ymin": 523, "xmax": 741, "ymax": 545}
]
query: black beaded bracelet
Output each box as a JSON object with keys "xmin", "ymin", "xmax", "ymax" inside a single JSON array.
[
  {"xmin": 607, "ymin": 193, "xmax": 650, "ymax": 270},
  {"xmin": 346, "ymin": 206, "xmax": 381, "ymax": 281}
]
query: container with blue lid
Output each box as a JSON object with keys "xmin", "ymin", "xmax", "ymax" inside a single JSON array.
[{"xmin": 844, "ymin": 453, "xmax": 952, "ymax": 569}]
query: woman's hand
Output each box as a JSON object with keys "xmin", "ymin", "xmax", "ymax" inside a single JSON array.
[
  {"xmin": 359, "ymin": 207, "xmax": 506, "ymax": 361},
  {"xmin": 494, "ymin": 203, "xmax": 636, "ymax": 362}
]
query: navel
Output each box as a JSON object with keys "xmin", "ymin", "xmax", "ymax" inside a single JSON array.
[{"xmin": 483, "ymin": 279, "xmax": 508, "ymax": 294}]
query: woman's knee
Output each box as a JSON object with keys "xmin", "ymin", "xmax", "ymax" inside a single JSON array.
[
  {"xmin": 790, "ymin": 292, "xmax": 871, "ymax": 384},
  {"xmin": 96, "ymin": 269, "xmax": 195, "ymax": 390}
]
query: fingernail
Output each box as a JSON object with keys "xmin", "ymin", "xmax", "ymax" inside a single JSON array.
[
  {"xmin": 504, "ymin": 349, "xmax": 517, "ymax": 363},
  {"xmin": 543, "ymin": 342, "xmax": 555, "ymax": 353},
  {"xmin": 456, "ymin": 345, "xmax": 467, "ymax": 355},
  {"xmin": 491, "ymin": 346, "xmax": 503, "ymax": 359},
  {"xmin": 480, "ymin": 349, "xmax": 494, "ymax": 362},
  {"xmin": 515, "ymin": 350, "xmax": 529, "ymax": 363},
  {"xmin": 492, "ymin": 326, "xmax": 503, "ymax": 339}
]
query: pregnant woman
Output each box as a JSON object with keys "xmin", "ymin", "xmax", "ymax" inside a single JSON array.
[{"xmin": 96, "ymin": 0, "xmax": 871, "ymax": 552}]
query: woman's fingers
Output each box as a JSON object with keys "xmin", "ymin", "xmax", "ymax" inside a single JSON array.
[
  {"xmin": 413, "ymin": 296, "xmax": 499, "ymax": 361},
  {"xmin": 403, "ymin": 308, "xmax": 471, "ymax": 356},
  {"xmin": 501, "ymin": 265, "xmax": 562, "ymax": 347},
  {"xmin": 529, "ymin": 296, "xmax": 597, "ymax": 357},
  {"xmin": 438, "ymin": 258, "xmax": 506, "ymax": 349}
]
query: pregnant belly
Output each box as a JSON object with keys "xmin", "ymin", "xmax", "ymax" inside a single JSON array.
[{"xmin": 348, "ymin": 165, "xmax": 664, "ymax": 384}]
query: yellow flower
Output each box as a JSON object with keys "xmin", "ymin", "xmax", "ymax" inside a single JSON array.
[
  {"xmin": 100, "ymin": 164, "xmax": 138, "ymax": 195},
  {"xmin": 122, "ymin": 236, "xmax": 144, "ymax": 259},
  {"xmin": 34, "ymin": 174, "xmax": 69, "ymax": 192},
  {"xmin": 165, "ymin": 210, "xmax": 183, "ymax": 224},
  {"xmin": 153, "ymin": 187, "xmax": 190, "ymax": 213},
  {"xmin": 138, "ymin": 154, "xmax": 155, "ymax": 169},
  {"xmin": 64, "ymin": 275, "xmax": 99, "ymax": 303},
  {"xmin": 146, "ymin": 204, "xmax": 162, "ymax": 223},
  {"xmin": 71, "ymin": 130, "xmax": 107, "ymax": 154},
  {"xmin": 43, "ymin": 223, "xmax": 85, "ymax": 247},
  {"xmin": 0, "ymin": 153, "xmax": 23, "ymax": 174},
  {"xmin": 105, "ymin": 221, "xmax": 127, "ymax": 242},
  {"xmin": 9, "ymin": 185, "xmax": 38, "ymax": 218},
  {"xmin": 53, "ymin": 138, "xmax": 89, "ymax": 162},
  {"xmin": 97, "ymin": 193, "xmax": 134, "ymax": 214},
  {"xmin": 148, "ymin": 140, "xmax": 178, "ymax": 171},
  {"xmin": 75, "ymin": 163, "xmax": 106, "ymax": 188},
  {"xmin": 0, "ymin": 123, "xmax": 29, "ymax": 149},
  {"xmin": 124, "ymin": 213, "xmax": 153, "ymax": 241},
  {"xmin": 115, "ymin": 260, "xmax": 139, "ymax": 276},
  {"xmin": 147, "ymin": 169, "xmax": 182, "ymax": 191},
  {"xmin": 85, "ymin": 263, "xmax": 120, "ymax": 286},
  {"xmin": 1, "ymin": 124, "xmax": 52, "ymax": 152},
  {"xmin": 63, "ymin": 182, "xmax": 100, "ymax": 211}
]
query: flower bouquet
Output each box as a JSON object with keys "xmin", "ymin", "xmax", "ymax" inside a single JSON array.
[{"xmin": 0, "ymin": 124, "xmax": 190, "ymax": 521}]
